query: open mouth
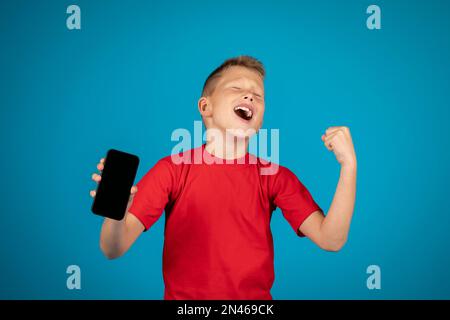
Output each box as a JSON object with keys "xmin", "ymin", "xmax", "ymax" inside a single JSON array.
[{"xmin": 233, "ymin": 105, "xmax": 253, "ymax": 121}]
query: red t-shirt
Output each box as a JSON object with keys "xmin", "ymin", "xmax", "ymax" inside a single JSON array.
[{"xmin": 128, "ymin": 144, "xmax": 321, "ymax": 300}]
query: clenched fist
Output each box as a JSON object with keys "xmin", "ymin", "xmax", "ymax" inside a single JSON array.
[{"xmin": 321, "ymin": 126, "xmax": 356, "ymax": 167}]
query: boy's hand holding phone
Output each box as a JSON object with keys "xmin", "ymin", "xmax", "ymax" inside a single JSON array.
[
  {"xmin": 90, "ymin": 149, "xmax": 139, "ymax": 220},
  {"xmin": 90, "ymin": 158, "xmax": 138, "ymax": 213}
]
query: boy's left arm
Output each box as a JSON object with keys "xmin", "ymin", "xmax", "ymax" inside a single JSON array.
[{"xmin": 299, "ymin": 126, "xmax": 357, "ymax": 251}]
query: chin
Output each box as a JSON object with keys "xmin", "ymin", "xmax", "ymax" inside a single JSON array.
[{"xmin": 226, "ymin": 126, "xmax": 258, "ymax": 139}]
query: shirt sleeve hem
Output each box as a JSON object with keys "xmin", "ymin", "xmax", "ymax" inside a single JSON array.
[
  {"xmin": 295, "ymin": 206, "xmax": 323, "ymax": 237},
  {"xmin": 128, "ymin": 209, "xmax": 151, "ymax": 232}
]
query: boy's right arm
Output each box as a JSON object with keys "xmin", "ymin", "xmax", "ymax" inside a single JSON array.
[
  {"xmin": 99, "ymin": 212, "xmax": 144, "ymax": 259},
  {"xmin": 90, "ymin": 158, "xmax": 145, "ymax": 259}
]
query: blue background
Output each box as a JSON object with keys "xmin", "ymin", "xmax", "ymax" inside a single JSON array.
[{"xmin": 1, "ymin": 0, "xmax": 449, "ymax": 299}]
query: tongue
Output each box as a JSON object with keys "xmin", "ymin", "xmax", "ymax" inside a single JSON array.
[{"xmin": 234, "ymin": 108, "xmax": 250, "ymax": 120}]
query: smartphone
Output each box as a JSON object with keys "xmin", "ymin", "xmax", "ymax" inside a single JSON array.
[{"xmin": 91, "ymin": 149, "xmax": 140, "ymax": 220}]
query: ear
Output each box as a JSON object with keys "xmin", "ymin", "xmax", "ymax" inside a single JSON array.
[{"xmin": 198, "ymin": 96, "xmax": 212, "ymax": 117}]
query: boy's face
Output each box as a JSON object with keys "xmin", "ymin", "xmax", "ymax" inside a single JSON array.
[{"xmin": 200, "ymin": 66, "xmax": 265, "ymax": 138}]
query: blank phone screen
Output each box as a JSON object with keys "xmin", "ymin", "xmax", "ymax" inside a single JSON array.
[{"xmin": 91, "ymin": 149, "xmax": 139, "ymax": 220}]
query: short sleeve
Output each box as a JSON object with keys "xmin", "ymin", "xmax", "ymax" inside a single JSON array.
[
  {"xmin": 128, "ymin": 157, "xmax": 175, "ymax": 231},
  {"xmin": 270, "ymin": 166, "xmax": 322, "ymax": 237}
]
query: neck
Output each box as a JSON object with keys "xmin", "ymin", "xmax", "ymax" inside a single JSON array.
[{"xmin": 205, "ymin": 129, "xmax": 249, "ymax": 160}]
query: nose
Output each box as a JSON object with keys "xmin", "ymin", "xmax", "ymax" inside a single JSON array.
[{"xmin": 243, "ymin": 95, "xmax": 253, "ymax": 102}]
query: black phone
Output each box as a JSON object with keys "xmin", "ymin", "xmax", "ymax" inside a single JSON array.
[{"xmin": 91, "ymin": 149, "xmax": 140, "ymax": 220}]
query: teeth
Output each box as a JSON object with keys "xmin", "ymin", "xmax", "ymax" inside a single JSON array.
[
  {"xmin": 234, "ymin": 105, "xmax": 253, "ymax": 118},
  {"xmin": 235, "ymin": 106, "xmax": 250, "ymax": 112}
]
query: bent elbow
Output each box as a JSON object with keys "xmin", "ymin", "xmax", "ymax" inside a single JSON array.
[
  {"xmin": 323, "ymin": 243, "xmax": 345, "ymax": 252},
  {"xmin": 100, "ymin": 241, "xmax": 123, "ymax": 260},
  {"xmin": 103, "ymin": 250, "xmax": 122, "ymax": 260},
  {"xmin": 320, "ymin": 237, "xmax": 347, "ymax": 252}
]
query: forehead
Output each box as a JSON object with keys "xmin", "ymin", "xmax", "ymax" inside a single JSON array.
[{"xmin": 218, "ymin": 66, "xmax": 264, "ymax": 89}]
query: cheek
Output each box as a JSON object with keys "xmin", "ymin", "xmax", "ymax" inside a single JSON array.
[
  {"xmin": 212, "ymin": 102, "xmax": 232, "ymax": 122},
  {"xmin": 217, "ymin": 97, "xmax": 235, "ymax": 113},
  {"xmin": 257, "ymin": 104, "xmax": 265, "ymax": 117}
]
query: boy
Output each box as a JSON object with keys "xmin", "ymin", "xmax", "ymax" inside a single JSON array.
[{"xmin": 90, "ymin": 56, "xmax": 357, "ymax": 299}]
